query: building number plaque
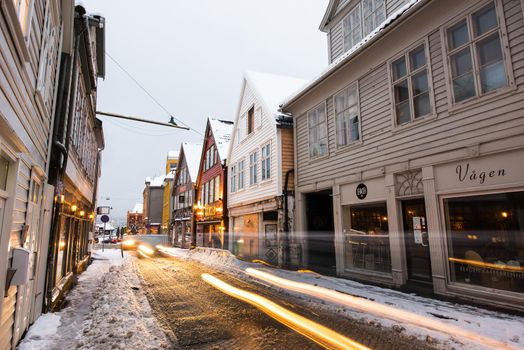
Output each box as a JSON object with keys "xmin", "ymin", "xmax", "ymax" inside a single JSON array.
[{"xmin": 356, "ymin": 183, "xmax": 367, "ymax": 200}]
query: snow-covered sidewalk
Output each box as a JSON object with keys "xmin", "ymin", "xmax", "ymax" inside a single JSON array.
[
  {"xmin": 159, "ymin": 247, "xmax": 524, "ymax": 350},
  {"xmin": 18, "ymin": 249, "xmax": 169, "ymax": 350}
]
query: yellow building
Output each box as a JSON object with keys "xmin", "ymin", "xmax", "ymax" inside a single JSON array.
[{"xmin": 162, "ymin": 151, "xmax": 178, "ymax": 232}]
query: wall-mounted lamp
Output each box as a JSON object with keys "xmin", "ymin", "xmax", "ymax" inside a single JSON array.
[
  {"xmin": 79, "ymin": 210, "xmax": 85, "ymax": 217},
  {"xmin": 71, "ymin": 204, "xmax": 77, "ymax": 212}
]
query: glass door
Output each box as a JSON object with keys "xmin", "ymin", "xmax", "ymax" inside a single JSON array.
[{"xmin": 402, "ymin": 198, "xmax": 432, "ymax": 283}]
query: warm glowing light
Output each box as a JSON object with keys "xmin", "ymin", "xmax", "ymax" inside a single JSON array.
[
  {"xmin": 59, "ymin": 241, "xmax": 66, "ymax": 249},
  {"xmin": 137, "ymin": 244, "xmax": 154, "ymax": 256},
  {"xmin": 60, "ymin": 195, "xmax": 65, "ymax": 203},
  {"xmin": 501, "ymin": 211, "xmax": 508, "ymax": 218},
  {"xmin": 88, "ymin": 214, "xmax": 94, "ymax": 219},
  {"xmin": 252, "ymin": 259, "xmax": 276, "ymax": 267},
  {"xmin": 245, "ymin": 268, "xmax": 517, "ymax": 350},
  {"xmin": 71, "ymin": 204, "xmax": 77, "ymax": 212},
  {"xmin": 236, "ymin": 239, "xmax": 244, "ymax": 244},
  {"xmin": 79, "ymin": 210, "xmax": 85, "ymax": 216},
  {"xmin": 202, "ymin": 273, "xmax": 369, "ymax": 350},
  {"xmin": 449, "ymin": 257, "xmax": 524, "ymax": 272},
  {"xmin": 122, "ymin": 239, "xmax": 136, "ymax": 247},
  {"xmin": 382, "ymin": 216, "xmax": 388, "ymax": 221}
]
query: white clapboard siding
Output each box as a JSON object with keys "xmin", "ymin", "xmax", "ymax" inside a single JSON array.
[
  {"xmin": 296, "ymin": 0, "xmax": 524, "ymax": 188},
  {"xmin": 228, "ymin": 82, "xmax": 279, "ymax": 208}
]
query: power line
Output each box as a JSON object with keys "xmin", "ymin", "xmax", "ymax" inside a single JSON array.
[{"xmin": 105, "ymin": 52, "xmax": 204, "ymax": 136}]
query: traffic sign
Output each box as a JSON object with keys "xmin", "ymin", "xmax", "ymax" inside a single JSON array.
[{"xmin": 100, "ymin": 215, "xmax": 110, "ymax": 223}]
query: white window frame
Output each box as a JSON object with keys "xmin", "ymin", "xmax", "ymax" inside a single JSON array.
[
  {"xmin": 442, "ymin": 0, "xmax": 514, "ymax": 107},
  {"xmin": 333, "ymin": 82, "xmax": 361, "ymax": 148},
  {"xmin": 389, "ymin": 40, "xmax": 435, "ymax": 127},
  {"xmin": 249, "ymin": 151, "xmax": 258, "ymax": 186},
  {"xmin": 261, "ymin": 143, "xmax": 271, "ymax": 181},
  {"xmin": 362, "ymin": 0, "xmax": 385, "ymax": 37},
  {"xmin": 342, "ymin": 0, "xmax": 385, "ymax": 52},
  {"xmin": 230, "ymin": 164, "xmax": 237, "ymax": 193},
  {"xmin": 307, "ymin": 102, "xmax": 329, "ymax": 159},
  {"xmin": 238, "ymin": 159, "xmax": 245, "ymax": 190},
  {"xmin": 1, "ymin": 0, "xmax": 35, "ymax": 62}
]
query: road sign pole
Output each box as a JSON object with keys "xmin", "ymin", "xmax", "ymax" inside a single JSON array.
[{"xmin": 103, "ymin": 222, "xmax": 105, "ymax": 252}]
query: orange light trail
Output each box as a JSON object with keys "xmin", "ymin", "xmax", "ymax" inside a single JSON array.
[
  {"xmin": 448, "ymin": 257, "xmax": 524, "ymax": 272},
  {"xmin": 201, "ymin": 273, "xmax": 370, "ymax": 350},
  {"xmin": 245, "ymin": 268, "xmax": 518, "ymax": 350},
  {"xmin": 137, "ymin": 244, "xmax": 154, "ymax": 256}
]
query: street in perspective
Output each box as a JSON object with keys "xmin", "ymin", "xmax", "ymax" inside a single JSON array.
[{"xmin": 1, "ymin": 0, "xmax": 524, "ymax": 349}]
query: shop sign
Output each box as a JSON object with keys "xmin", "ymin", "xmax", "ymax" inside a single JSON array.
[
  {"xmin": 356, "ymin": 183, "xmax": 367, "ymax": 200},
  {"xmin": 456, "ymin": 163, "xmax": 506, "ymax": 185}
]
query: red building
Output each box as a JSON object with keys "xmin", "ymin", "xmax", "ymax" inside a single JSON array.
[{"xmin": 194, "ymin": 118, "xmax": 233, "ymax": 248}]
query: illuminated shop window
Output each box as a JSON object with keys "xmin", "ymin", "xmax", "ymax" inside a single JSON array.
[
  {"xmin": 445, "ymin": 191, "xmax": 524, "ymax": 293},
  {"xmin": 343, "ymin": 203, "xmax": 391, "ymax": 273}
]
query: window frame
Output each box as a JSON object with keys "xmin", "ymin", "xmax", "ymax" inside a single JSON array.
[
  {"xmin": 238, "ymin": 159, "xmax": 245, "ymax": 190},
  {"xmin": 230, "ymin": 164, "xmax": 237, "ymax": 193},
  {"xmin": 249, "ymin": 150, "xmax": 258, "ymax": 186},
  {"xmin": 442, "ymin": 0, "xmax": 514, "ymax": 108},
  {"xmin": 307, "ymin": 102, "xmax": 329, "ymax": 160},
  {"xmin": 333, "ymin": 81, "xmax": 362, "ymax": 150},
  {"xmin": 247, "ymin": 106, "xmax": 255, "ymax": 135},
  {"xmin": 0, "ymin": 0, "xmax": 35, "ymax": 62},
  {"xmin": 261, "ymin": 143, "xmax": 271, "ymax": 182},
  {"xmin": 343, "ymin": 4, "xmax": 362, "ymax": 52},
  {"xmin": 388, "ymin": 38, "xmax": 436, "ymax": 129}
]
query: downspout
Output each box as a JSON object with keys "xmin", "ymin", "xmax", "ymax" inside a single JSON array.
[{"xmin": 283, "ymin": 168, "xmax": 294, "ymax": 268}]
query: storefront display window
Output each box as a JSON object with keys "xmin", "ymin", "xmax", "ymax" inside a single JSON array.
[
  {"xmin": 343, "ymin": 203, "xmax": 391, "ymax": 273},
  {"xmin": 445, "ymin": 191, "xmax": 524, "ymax": 294},
  {"xmin": 55, "ymin": 216, "xmax": 68, "ymax": 285}
]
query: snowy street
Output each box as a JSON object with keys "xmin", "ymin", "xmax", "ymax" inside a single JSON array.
[{"xmin": 18, "ymin": 247, "xmax": 524, "ymax": 350}]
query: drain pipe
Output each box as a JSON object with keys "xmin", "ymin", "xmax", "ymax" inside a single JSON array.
[{"xmin": 283, "ymin": 169, "xmax": 294, "ymax": 268}]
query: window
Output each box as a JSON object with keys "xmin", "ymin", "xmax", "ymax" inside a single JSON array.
[
  {"xmin": 343, "ymin": 203, "xmax": 391, "ymax": 273},
  {"xmin": 343, "ymin": 5, "xmax": 362, "ymax": 51},
  {"xmin": 37, "ymin": 5, "xmax": 59, "ymax": 109},
  {"xmin": 238, "ymin": 160, "xmax": 245, "ymax": 190},
  {"xmin": 343, "ymin": 0, "xmax": 385, "ymax": 51},
  {"xmin": 335, "ymin": 84, "xmax": 360, "ymax": 146},
  {"xmin": 261, "ymin": 144, "xmax": 271, "ymax": 181},
  {"xmin": 445, "ymin": 192, "xmax": 524, "ymax": 294},
  {"xmin": 12, "ymin": 0, "xmax": 32, "ymax": 36},
  {"xmin": 247, "ymin": 106, "xmax": 254, "ymax": 134},
  {"xmin": 308, "ymin": 104, "xmax": 328, "ymax": 158},
  {"xmin": 214, "ymin": 176, "xmax": 220, "ymax": 200},
  {"xmin": 230, "ymin": 164, "xmax": 237, "ymax": 192},
  {"xmin": 446, "ymin": 3, "xmax": 507, "ymax": 103},
  {"xmin": 392, "ymin": 44, "xmax": 431, "ymax": 125},
  {"xmin": 209, "ymin": 179, "xmax": 215, "ymax": 203},
  {"xmin": 249, "ymin": 151, "xmax": 258, "ymax": 185},
  {"xmin": 0, "ymin": 156, "xmax": 9, "ymax": 191}
]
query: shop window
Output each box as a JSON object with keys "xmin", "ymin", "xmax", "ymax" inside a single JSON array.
[
  {"xmin": 446, "ymin": 2, "xmax": 508, "ymax": 103},
  {"xmin": 343, "ymin": 203, "xmax": 391, "ymax": 273},
  {"xmin": 445, "ymin": 191, "xmax": 524, "ymax": 294}
]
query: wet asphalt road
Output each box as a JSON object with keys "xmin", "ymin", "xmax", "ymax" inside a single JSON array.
[{"xmin": 134, "ymin": 254, "xmax": 438, "ymax": 350}]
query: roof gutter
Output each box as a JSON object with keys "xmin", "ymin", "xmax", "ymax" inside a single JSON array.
[{"xmin": 282, "ymin": 0, "xmax": 430, "ymax": 109}]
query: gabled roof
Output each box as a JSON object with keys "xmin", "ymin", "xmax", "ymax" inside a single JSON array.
[
  {"xmin": 244, "ymin": 71, "xmax": 307, "ymax": 122},
  {"xmin": 319, "ymin": 0, "xmax": 339, "ymax": 32},
  {"xmin": 208, "ymin": 117, "xmax": 234, "ymax": 162},
  {"xmin": 180, "ymin": 142, "xmax": 203, "ymax": 182},
  {"xmin": 167, "ymin": 150, "xmax": 179, "ymax": 159},
  {"xmin": 283, "ymin": 0, "xmax": 425, "ymax": 108}
]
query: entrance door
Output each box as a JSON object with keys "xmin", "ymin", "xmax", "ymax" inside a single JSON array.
[
  {"xmin": 305, "ymin": 191, "xmax": 336, "ymax": 274},
  {"xmin": 402, "ymin": 198, "xmax": 432, "ymax": 284}
]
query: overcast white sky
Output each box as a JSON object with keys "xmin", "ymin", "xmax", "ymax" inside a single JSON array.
[{"xmin": 84, "ymin": 0, "xmax": 329, "ymax": 219}]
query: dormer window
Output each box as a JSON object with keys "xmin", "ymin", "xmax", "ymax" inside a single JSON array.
[{"xmin": 343, "ymin": 0, "xmax": 385, "ymax": 52}]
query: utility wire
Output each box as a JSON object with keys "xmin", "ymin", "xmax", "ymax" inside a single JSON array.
[{"xmin": 105, "ymin": 52, "xmax": 204, "ymax": 136}]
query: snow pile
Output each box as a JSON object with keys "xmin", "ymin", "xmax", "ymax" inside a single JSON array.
[
  {"xmin": 165, "ymin": 247, "xmax": 524, "ymax": 350},
  {"xmin": 18, "ymin": 249, "xmax": 169, "ymax": 350}
]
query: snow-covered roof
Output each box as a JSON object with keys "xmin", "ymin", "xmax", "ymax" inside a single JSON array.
[
  {"xmin": 245, "ymin": 70, "xmax": 307, "ymax": 121},
  {"xmin": 209, "ymin": 118, "xmax": 233, "ymax": 161},
  {"xmin": 282, "ymin": 0, "xmax": 424, "ymax": 108},
  {"xmin": 181, "ymin": 142, "xmax": 203, "ymax": 182},
  {"xmin": 167, "ymin": 150, "xmax": 178, "ymax": 159},
  {"xmin": 148, "ymin": 174, "xmax": 166, "ymax": 187},
  {"xmin": 131, "ymin": 203, "xmax": 143, "ymax": 214}
]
